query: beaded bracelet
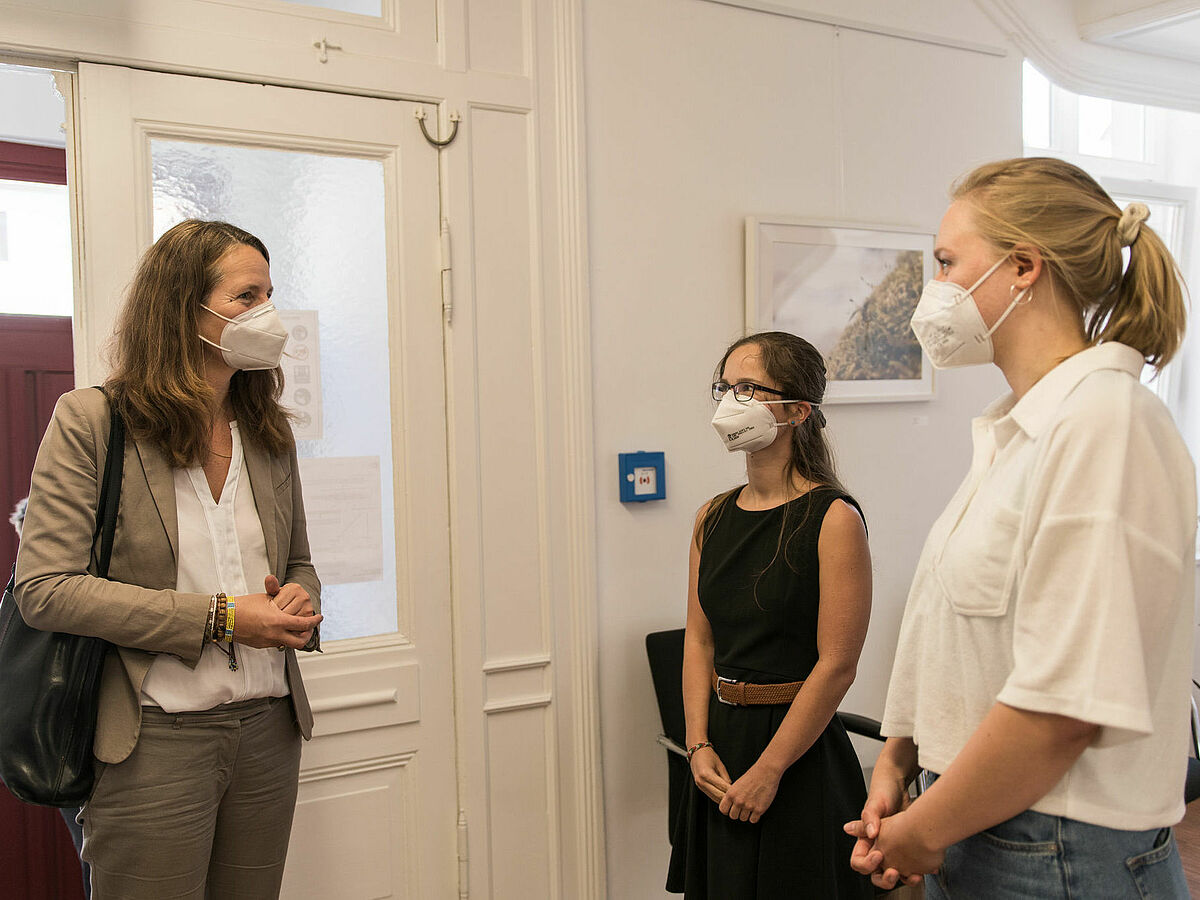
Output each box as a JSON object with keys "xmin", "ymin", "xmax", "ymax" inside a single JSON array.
[
  {"xmin": 686, "ymin": 741, "xmax": 713, "ymax": 761},
  {"xmin": 212, "ymin": 592, "xmax": 228, "ymax": 642},
  {"xmin": 224, "ymin": 598, "xmax": 236, "ymax": 643}
]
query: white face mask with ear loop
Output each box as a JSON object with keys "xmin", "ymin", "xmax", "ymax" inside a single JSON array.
[
  {"xmin": 199, "ymin": 302, "xmax": 290, "ymax": 371},
  {"xmin": 710, "ymin": 392, "xmax": 797, "ymax": 453},
  {"xmin": 909, "ymin": 255, "xmax": 1031, "ymax": 369}
]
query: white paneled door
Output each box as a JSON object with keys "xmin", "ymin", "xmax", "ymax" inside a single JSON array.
[{"xmin": 74, "ymin": 63, "xmax": 457, "ymax": 899}]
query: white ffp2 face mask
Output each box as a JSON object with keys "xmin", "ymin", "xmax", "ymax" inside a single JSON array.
[
  {"xmin": 909, "ymin": 256, "xmax": 1029, "ymax": 369},
  {"xmin": 200, "ymin": 302, "xmax": 289, "ymax": 371},
  {"xmin": 710, "ymin": 392, "xmax": 791, "ymax": 453}
]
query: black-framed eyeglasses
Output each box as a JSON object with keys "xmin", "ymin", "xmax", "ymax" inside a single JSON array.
[{"xmin": 711, "ymin": 381, "xmax": 789, "ymax": 403}]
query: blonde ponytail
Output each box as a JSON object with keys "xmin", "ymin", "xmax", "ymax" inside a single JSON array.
[{"xmin": 1097, "ymin": 219, "xmax": 1187, "ymax": 367}]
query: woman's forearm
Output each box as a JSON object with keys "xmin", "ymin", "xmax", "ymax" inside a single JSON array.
[
  {"xmin": 682, "ymin": 633, "xmax": 714, "ymax": 747},
  {"xmin": 902, "ymin": 702, "xmax": 1098, "ymax": 853},
  {"xmin": 755, "ymin": 658, "xmax": 856, "ymax": 776},
  {"xmin": 872, "ymin": 736, "xmax": 919, "ymax": 790},
  {"xmin": 16, "ymin": 570, "xmax": 211, "ymax": 663}
]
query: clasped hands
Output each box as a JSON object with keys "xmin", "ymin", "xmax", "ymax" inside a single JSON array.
[
  {"xmin": 230, "ymin": 574, "xmax": 321, "ymax": 650},
  {"xmin": 692, "ymin": 744, "xmax": 943, "ymax": 887},
  {"xmin": 843, "ymin": 787, "xmax": 941, "ymax": 890},
  {"xmin": 689, "ymin": 746, "xmax": 781, "ymax": 824}
]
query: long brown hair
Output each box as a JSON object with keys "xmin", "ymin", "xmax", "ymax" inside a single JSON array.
[
  {"xmin": 695, "ymin": 332, "xmax": 847, "ymax": 557},
  {"xmin": 954, "ymin": 157, "xmax": 1187, "ymax": 369},
  {"xmin": 105, "ymin": 219, "xmax": 294, "ymax": 467}
]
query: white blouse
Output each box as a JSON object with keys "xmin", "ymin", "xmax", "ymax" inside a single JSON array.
[
  {"xmin": 140, "ymin": 421, "xmax": 288, "ymax": 712},
  {"xmin": 881, "ymin": 342, "xmax": 1196, "ymax": 830}
]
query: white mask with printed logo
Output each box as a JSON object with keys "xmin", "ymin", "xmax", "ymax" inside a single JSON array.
[
  {"xmin": 909, "ymin": 256, "xmax": 1029, "ymax": 369},
  {"xmin": 199, "ymin": 303, "xmax": 289, "ymax": 371},
  {"xmin": 710, "ymin": 392, "xmax": 790, "ymax": 453}
]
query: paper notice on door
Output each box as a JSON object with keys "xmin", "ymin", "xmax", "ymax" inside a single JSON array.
[
  {"xmin": 279, "ymin": 309, "xmax": 322, "ymax": 440},
  {"xmin": 297, "ymin": 456, "xmax": 383, "ymax": 585}
]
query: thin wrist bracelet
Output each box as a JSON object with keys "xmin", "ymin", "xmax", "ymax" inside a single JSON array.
[
  {"xmin": 686, "ymin": 741, "xmax": 713, "ymax": 761},
  {"xmin": 204, "ymin": 595, "xmax": 218, "ymax": 642}
]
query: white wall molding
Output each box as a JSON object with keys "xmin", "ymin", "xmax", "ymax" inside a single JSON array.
[
  {"xmin": 481, "ymin": 653, "xmax": 552, "ymax": 673},
  {"xmin": 482, "ymin": 693, "xmax": 554, "ymax": 713},
  {"xmin": 1075, "ymin": 0, "xmax": 1200, "ymax": 41},
  {"xmin": 298, "ymin": 751, "xmax": 416, "ymax": 783},
  {"xmin": 309, "ymin": 689, "xmax": 400, "ymax": 714},
  {"xmin": 699, "ymin": 0, "xmax": 1008, "ymax": 55},
  {"xmin": 544, "ymin": 0, "xmax": 606, "ymax": 897},
  {"xmin": 976, "ymin": 0, "xmax": 1200, "ymax": 111}
]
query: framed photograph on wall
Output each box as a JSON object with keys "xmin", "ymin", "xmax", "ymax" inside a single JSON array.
[{"xmin": 746, "ymin": 217, "xmax": 935, "ymax": 403}]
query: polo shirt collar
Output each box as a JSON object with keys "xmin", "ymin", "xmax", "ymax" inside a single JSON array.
[{"xmin": 998, "ymin": 342, "xmax": 1145, "ymax": 439}]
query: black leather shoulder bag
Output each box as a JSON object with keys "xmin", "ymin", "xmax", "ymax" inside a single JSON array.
[{"xmin": 0, "ymin": 388, "xmax": 125, "ymax": 806}]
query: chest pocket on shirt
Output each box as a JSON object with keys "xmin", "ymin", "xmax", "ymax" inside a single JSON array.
[{"xmin": 934, "ymin": 501, "xmax": 1022, "ymax": 617}]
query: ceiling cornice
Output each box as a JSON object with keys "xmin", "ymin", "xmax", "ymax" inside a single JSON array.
[{"xmin": 975, "ymin": 0, "xmax": 1200, "ymax": 111}]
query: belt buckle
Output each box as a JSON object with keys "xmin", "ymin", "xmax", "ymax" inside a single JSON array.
[{"xmin": 716, "ymin": 675, "xmax": 739, "ymax": 705}]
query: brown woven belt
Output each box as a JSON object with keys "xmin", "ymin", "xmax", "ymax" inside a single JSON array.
[{"xmin": 711, "ymin": 671, "xmax": 804, "ymax": 706}]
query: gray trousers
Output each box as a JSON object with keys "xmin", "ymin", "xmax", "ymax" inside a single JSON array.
[{"xmin": 81, "ymin": 696, "xmax": 302, "ymax": 900}]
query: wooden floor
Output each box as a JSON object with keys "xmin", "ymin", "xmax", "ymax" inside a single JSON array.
[{"xmin": 1178, "ymin": 800, "xmax": 1200, "ymax": 896}]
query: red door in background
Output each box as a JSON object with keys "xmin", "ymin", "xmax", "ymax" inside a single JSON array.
[
  {"xmin": 0, "ymin": 314, "xmax": 73, "ymax": 576},
  {"xmin": 0, "ymin": 312, "xmax": 85, "ymax": 900}
]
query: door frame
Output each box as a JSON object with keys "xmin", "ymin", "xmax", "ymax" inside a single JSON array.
[{"xmin": 0, "ymin": 2, "xmax": 606, "ymax": 893}]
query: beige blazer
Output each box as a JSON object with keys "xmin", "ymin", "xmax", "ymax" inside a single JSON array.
[{"xmin": 14, "ymin": 387, "xmax": 321, "ymax": 764}]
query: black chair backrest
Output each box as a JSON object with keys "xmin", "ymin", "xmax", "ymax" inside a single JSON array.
[
  {"xmin": 645, "ymin": 628, "xmax": 687, "ymax": 747},
  {"xmin": 838, "ymin": 711, "xmax": 883, "ymax": 742},
  {"xmin": 645, "ymin": 627, "xmax": 690, "ymax": 844}
]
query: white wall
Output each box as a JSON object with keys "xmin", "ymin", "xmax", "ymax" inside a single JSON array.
[{"xmin": 583, "ymin": 1, "xmax": 1020, "ymax": 895}]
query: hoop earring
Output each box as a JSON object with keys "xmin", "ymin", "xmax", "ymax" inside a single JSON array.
[{"xmin": 1011, "ymin": 283, "xmax": 1035, "ymax": 305}]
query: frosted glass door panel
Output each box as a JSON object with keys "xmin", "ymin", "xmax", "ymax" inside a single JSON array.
[
  {"xmin": 153, "ymin": 140, "xmax": 394, "ymax": 641},
  {"xmin": 280, "ymin": 0, "xmax": 382, "ymax": 17}
]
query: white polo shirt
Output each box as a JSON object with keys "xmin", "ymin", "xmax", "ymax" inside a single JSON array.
[{"xmin": 881, "ymin": 342, "xmax": 1196, "ymax": 830}]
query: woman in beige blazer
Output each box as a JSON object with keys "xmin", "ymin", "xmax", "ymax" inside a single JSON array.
[{"xmin": 15, "ymin": 219, "xmax": 322, "ymax": 900}]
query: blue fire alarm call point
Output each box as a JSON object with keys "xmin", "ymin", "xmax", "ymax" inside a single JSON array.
[{"xmin": 618, "ymin": 451, "xmax": 666, "ymax": 503}]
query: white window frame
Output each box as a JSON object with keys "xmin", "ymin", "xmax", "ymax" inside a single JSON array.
[{"xmin": 1023, "ymin": 62, "xmax": 1168, "ymax": 182}]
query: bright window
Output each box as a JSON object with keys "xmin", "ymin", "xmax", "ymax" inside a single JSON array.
[
  {"xmin": 1022, "ymin": 61, "xmax": 1158, "ymax": 176},
  {"xmin": 1022, "ymin": 63, "xmax": 1052, "ymax": 150},
  {"xmin": 0, "ymin": 64, "xmax": 71, "ymax": 317},
  {"xmin": 0, "ymin": 179, "xmax": 72, "ymax": 316}
]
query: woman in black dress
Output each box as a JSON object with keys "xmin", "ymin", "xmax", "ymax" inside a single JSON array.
[{"xmin": 667, "ymin": 331, "xmax": 874, "ymax": 899}]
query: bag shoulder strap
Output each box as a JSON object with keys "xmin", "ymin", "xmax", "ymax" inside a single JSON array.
[{"xmin": 93, "ymin": 387, "xmax": 125, "ymax": 579}]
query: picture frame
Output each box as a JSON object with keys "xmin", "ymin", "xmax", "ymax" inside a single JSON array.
[{"xmin": 746, "ymin": 217, "xmax": 935, "ymax": 403}]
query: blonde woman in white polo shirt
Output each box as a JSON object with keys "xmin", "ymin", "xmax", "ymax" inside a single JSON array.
[{"xmin": 844, "ymin": 157, "xmax": 1194, "ymax": 897}]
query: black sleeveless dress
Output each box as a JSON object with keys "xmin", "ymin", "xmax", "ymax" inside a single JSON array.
[{"xmin": 666, "ymin": 486, "xmax": 873, "ymax": 899}]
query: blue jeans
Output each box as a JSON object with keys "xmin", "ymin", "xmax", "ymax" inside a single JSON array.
[
  {"xmin": 924, "ymin": 807, "xmax": 1188, "ymax": 899},
  {"xmin": 60, "ymin": 806, "xmax": 90, "ymax": 899}
]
